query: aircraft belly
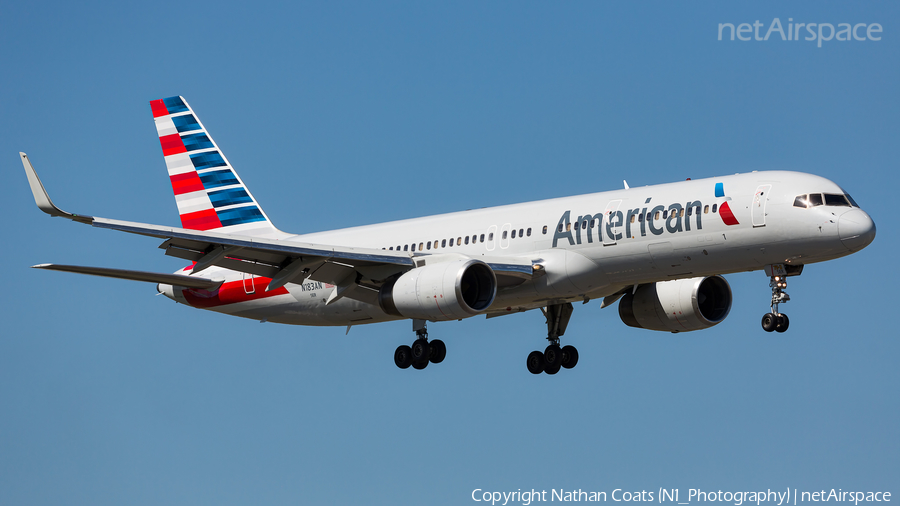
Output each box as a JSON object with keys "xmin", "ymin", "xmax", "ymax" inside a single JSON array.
[
  {"xmin": 529, "ymin": 249, "xmax": 609, "ymax": 297},
  {"xmin": 285, "ymin": 284, "xmax": 394, "ymax": 325},
  {"xmin": 594, "ymin": 242, "xmax": 656, "ymax": 284}
]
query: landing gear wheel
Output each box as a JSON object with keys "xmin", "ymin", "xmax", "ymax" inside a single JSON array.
[
  {"xmin": 544, "ymin": 344, "xmax": 562, "ymax": 368},
  {"xmin": 411, "ymin": 339, "xmax": 430, "ymax": 369},
  {"xmin": 429, "ymin": 339, "xmax": 446, "ymax": 364},
  {"xmin": 543, "ymin": 344, "xmax": 562, "ymax": 375},
  {"xmin": 561, "ymin": 345, "xmax": 579, "ymax": 369},
  {"xmin": 411, "ymin": 339, "xmax": 430, "ymax": 362},
  {"xmin": 394, "ymin": 345, "xmax": 412, "ymax": 369},
  {"xmin": 526, "ymin": 351, "xmax": 545, "ymax": 374},
  {"xmin": 761, "ymin": 313, "xmax": 778, "ymax": 332},
  {"xmin": 775, "ymin": 314, "xmax": 790, "ymax": 333}
]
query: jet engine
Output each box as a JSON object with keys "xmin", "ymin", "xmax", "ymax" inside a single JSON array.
[
  {"xmin": 378, "ymin": 259, "xmax": 497, "ymax": 321},
  {"xmin": 618, "ymin": 275, "xmax": 732, "ymax": 332}
]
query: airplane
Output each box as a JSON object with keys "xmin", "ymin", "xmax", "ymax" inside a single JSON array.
[{"xmin": 21, "ymin": 96, "xmax": 876, "ymax": 375}]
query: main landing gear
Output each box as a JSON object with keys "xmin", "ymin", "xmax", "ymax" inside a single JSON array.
[
  {"xmin": 527, "ymin": 302, "xmax": 579, "ymax": 375},
  {"xmin": 761, "ymin": 271, "xmax": 790, "ymax": 333},
  {"xmin": 394, "ymin": 319, "xmax": 446, "ymax": 370}
]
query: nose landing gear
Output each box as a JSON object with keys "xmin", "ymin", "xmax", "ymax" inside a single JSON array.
[
  {"xmin": 394, "ymin": 319, "xmax": 446, "ymax": 370},
  {"xmin": 527, "ymin": 302, "xmax": 579, "ymax": 375},
  {"xmin": 761, "ymin": 268, "xmax": 791, "ymax": 333}
]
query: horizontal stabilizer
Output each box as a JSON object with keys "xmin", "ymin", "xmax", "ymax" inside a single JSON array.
[{"xmin": 31, "ymin": 264, "xmax": 224, "ymax": 289}]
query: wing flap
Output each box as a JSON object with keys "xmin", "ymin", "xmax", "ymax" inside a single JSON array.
[{"xmin": 31, "ymin": 264, "xmax": 224, "ymax": 289}]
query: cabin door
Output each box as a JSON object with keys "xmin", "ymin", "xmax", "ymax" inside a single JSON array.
[
  {"xmin": 602, "ymin": 200, "xmax": 623, "ymax": 246},
  {"xmin": 752, "ymin": 184, "xmax": 771, "ymax": 227}
]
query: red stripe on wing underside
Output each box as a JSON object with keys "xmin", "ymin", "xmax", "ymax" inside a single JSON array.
[{"xmin": 182, "ymin": 278, "xmax": 290, "ymax": 308}]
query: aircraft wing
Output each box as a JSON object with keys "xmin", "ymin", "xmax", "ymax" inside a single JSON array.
[{"xmin": 22, "ymin": 153, "xmax": 537, "ymax": 300}]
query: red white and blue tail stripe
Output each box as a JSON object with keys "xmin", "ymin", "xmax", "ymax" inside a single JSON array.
[{"xmin": 150, "ymin": 96, "xmax": 283, "ymax": 238}]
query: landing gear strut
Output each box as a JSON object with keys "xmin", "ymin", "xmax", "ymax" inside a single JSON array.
[
  {"xmin": 394, "ymin": 319, "xmax": 445, "ymax": 370},
  {"xmin": 527, "ymin": 302, "xmax": 579, "ymax": 375},
  {"xmin": 761, "ymin": 270, "xmax": 790, "ymax": 333}
]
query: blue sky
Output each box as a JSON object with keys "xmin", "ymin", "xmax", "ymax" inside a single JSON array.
[{"xmin": 1, "ymin": 2, "xmax": 897, "ymax": 505}]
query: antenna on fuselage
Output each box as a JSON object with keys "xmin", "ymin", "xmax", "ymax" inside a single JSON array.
[{"xmin": 623, "ymin": 180, "xmax": 629, "ymax": 189}]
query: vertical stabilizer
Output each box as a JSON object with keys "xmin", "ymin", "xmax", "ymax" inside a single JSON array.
[{"xmin": 150, "ymin": 96, "xmax": 285, "ymax": 238}]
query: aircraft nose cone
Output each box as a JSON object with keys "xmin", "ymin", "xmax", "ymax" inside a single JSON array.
[{"xmin": 839, "ymin": 209, "xmax": 876, "ymax": 252}]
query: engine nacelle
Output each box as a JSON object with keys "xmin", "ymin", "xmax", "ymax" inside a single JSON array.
[
  {"xmin": 618, "ymin": 275, "xmax": 732, "ymax": 332},
  {"xmin": 378, "ymin": 259, "xmax": 497, "ymax": 321}
]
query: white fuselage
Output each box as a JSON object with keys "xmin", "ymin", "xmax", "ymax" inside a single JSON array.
[{"xmin": 162, "ymin": 170, "xmax": 874, "ymax": 326}]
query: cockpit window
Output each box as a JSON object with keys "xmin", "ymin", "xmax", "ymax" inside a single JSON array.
[
  {"xmin": 845, "ymin": 194, "xmax": 859, "ymax": 207},
  {"xmin": 824, "ymin": 193, "xmax": 851, "ymax": 207},
  {"xmin": 807, "ymin": 193, "xmax": 824, "ymax": 207},
  {"xmin": 793, "ymin": 195, "xmax": 809, "ymax": 208}
]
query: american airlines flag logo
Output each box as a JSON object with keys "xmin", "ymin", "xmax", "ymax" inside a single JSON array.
[
  {"xmin": 151, "ymin": 96, "xmax": 266, "ymax": 231},
  {"xmin": 715, "ymin": 182, "xmax": 740, "ymax": 226}
]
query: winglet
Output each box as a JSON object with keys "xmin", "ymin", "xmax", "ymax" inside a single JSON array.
[{"xmin": 20, "ymin": 152, "xmax": 93, "ymax": 224}]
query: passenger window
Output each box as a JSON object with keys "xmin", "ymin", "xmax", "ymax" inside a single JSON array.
[
  {"xmin": 686, "ymin": 207, "xmax": 692, "ymax": 216},
  {"xmin": 389, "ymin": 246, "xmax": 393, "ymax": 250},
  {"xmin": 480, "ymin": 234, "xmax": 485, "ymax": 242},
  {"xmin": 427, "ymin": 241, "xmax": 431, "ymax": 250},
  {"xmin": 419, "ymin": 243, "xmax": 424, "ymax": 251},
  {"xmin": 465, "ymin": 236, "xmax": 469, "ymax": 245},
  {"xmin": 630, "ymin": 215, "xmax": 636, "ymax": 224},
  {"xmin": 442, "ymin": 239, "xmax": 447, "ymax": 248},
  {"xmin": 654, "ymin": 211, "xmax": 660, "ymax": 220},
  {"xmin": 663, "ymin": 210, "xmax": 668, "ymax": 219},
  {"xmin": 404, "ymin": 245, "xmax": 408, "ymax": 251},
  {"xmin": 566, "ymin": 223, "xmax": 571, "ymax": 232},
  {"xmin": 712, "ymin": 204, "xmax": 718, "ymax": 213},
  {"xmin": 542, "ymin": 226, "xmax": 548, "ymax": 235},
  {"xmin": 825, "ymin": 193, "xmax": 851, "ymax": 207},
  {"xmin": 638, "ymin": 214, "xmax": 643, "ymax": 222},
  {"xmin": 511, "ymin": 229, "xmax": 516, "ymax": 238},
  {"xmin": 704, "ymin": 205, "xmax": 709, "ymax": 214},
  {"xmin": 679, "ymin": 209, "xmax": 684, "ymax": 218},
  {"xmin": 457, "ymin": 237, "xmax": 461, "ymax": 246},
  {"xmin": 808, "ymin": 193, "xmax": 824, "ymax": 206},
  {"xmin": 527, "ymin": 228, "xmax": 532, "ymax": 237},
  {"xmin": 488, "ymin": 233, "xmax": 493, "ymax": 241},
  {"xmin": 591, "ymin": 219, "xmax": 596, "ymax": 228},
  {"xmin": 558, "ymin": 224, "xmax": 563, "ymax": 233},
  {"xmin": 502, "ymin": 230, "xmax": 508, "ymax": 239},
  {"xmin": 793, "ymin": 195, "xmax": 809, "ymax": 208},
  {"xmin": 519, "ymin": 228, "xmax": 524, "ymax": 237}
]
